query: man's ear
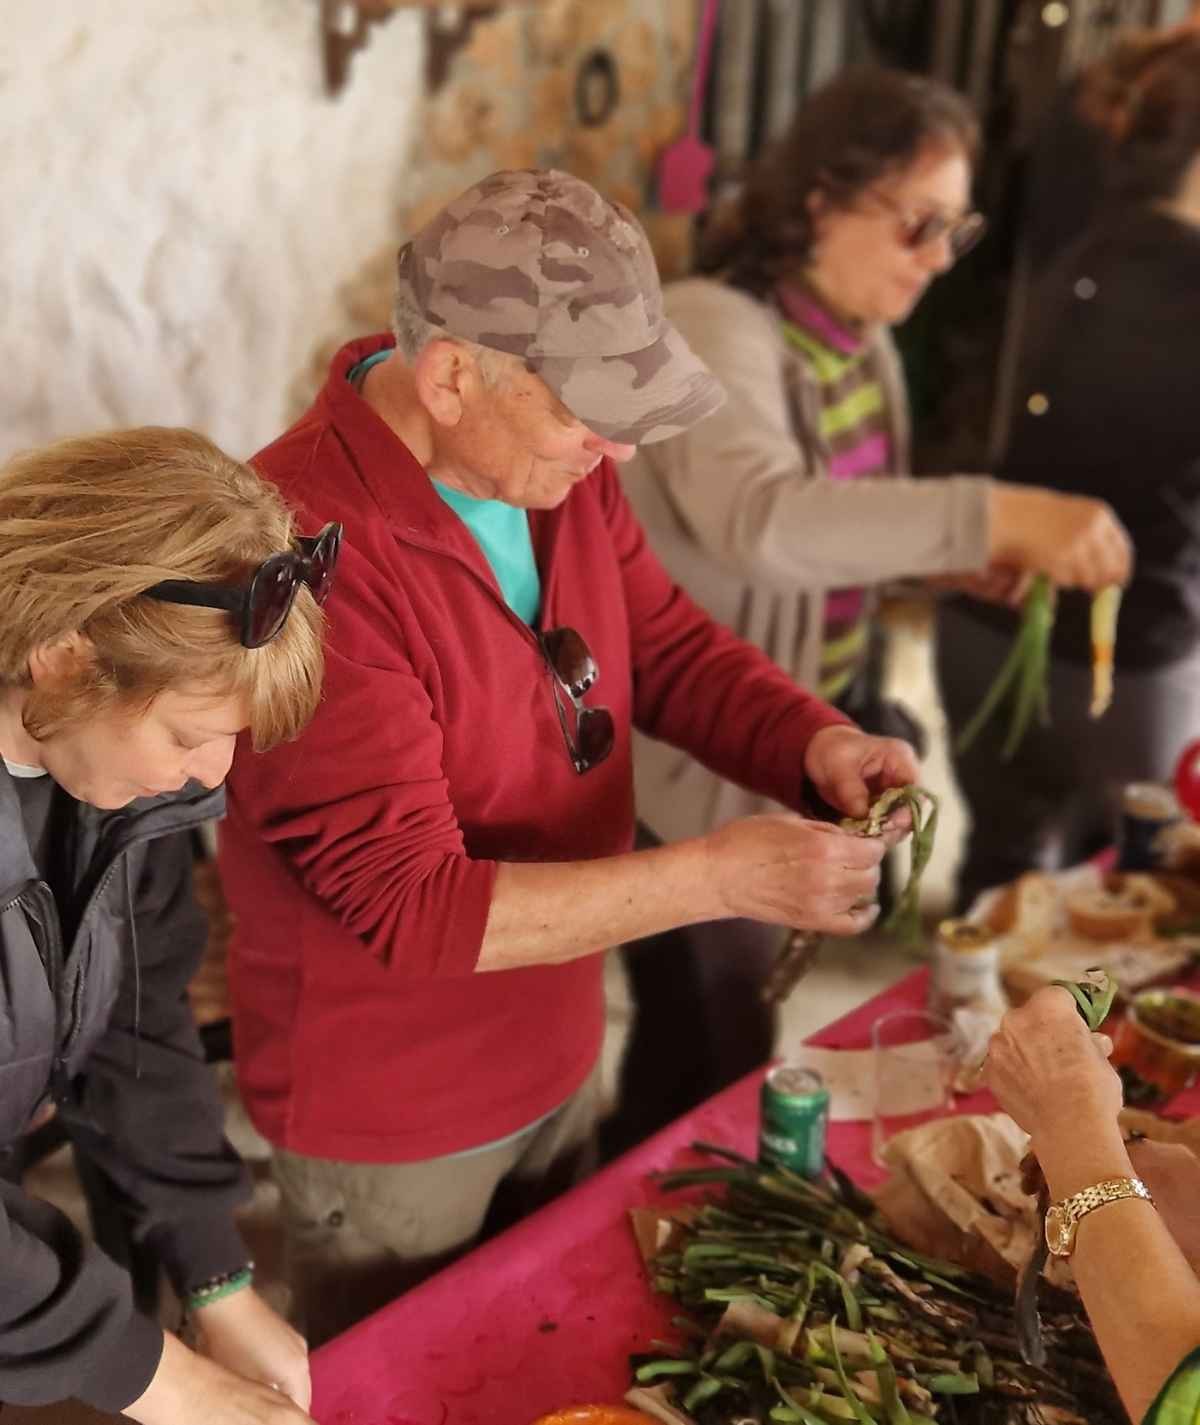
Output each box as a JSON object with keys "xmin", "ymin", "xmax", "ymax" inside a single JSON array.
[
  {"xmin": 28, "ymin": 632, "xmax": 97, "ymax": 690},
  {"xmin": 413, "ymin": 339, "xmax": 479, "ymax": 429}
]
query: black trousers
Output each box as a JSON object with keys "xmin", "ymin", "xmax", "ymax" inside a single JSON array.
[
  {"xmin": 603, "ymin": 636, "xmax": 925, "ymax": 1162},
  {"xmin": 936, "ymin": 602, "xmax": 1200, "ymax": 911},
  {"xmin": 601, "ymin": 825, "xmax": 784, "ymax": 1160}
]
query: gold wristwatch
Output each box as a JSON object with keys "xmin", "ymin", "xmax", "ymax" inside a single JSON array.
[{"xmin": 1044, "ymin": 1176, "xmax": 1154, "ymax": 1259}]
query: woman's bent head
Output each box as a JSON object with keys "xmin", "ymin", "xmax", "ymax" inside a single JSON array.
[
  {"xmin": 0, "ymin": 426, "xmax": 324, "ymax": 807},
  {"xmin": 703, "ymin": 64, "xmax": 980, "ymax": 326}
]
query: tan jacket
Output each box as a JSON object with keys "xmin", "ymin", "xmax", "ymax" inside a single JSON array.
[{"xmin": 623, "ymin": 278, "xmax": 991, "ymax": 842}]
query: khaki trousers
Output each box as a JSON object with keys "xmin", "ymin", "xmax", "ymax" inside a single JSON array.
[{"xmin": 271, "ymin": 1064, "xmax": 600, "ymax": 1346}]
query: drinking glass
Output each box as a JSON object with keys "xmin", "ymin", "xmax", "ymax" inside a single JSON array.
[{"xmin": 871, "ymin": 1009, "xmax": 959, "ymax": 1168}]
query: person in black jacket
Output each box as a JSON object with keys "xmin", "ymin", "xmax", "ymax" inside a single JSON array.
[
  {"xmin": 0, "ymin": 427, "xmax": 335, "ymax": 1423},
  {"xmin": 939, "ymin": 37, "xmax": 1200, "ymax": 907},
  {"xmin": 1022, "ymin": 8, "xmax": 1200, "ymax": 279}
]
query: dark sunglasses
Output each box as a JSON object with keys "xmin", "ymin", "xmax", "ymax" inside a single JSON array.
[
  {"xmin": 141, "ymin": 522, "xmax": 343, "ymax": 649},
  {"xmin": 541, "ymin": 626, "xmax": 614, "ymax": 775},
  {"xmin": 866, "ymin": 190, "xmax": 987, "ymax": 260}
]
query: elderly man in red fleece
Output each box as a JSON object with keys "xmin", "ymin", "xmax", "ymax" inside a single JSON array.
[{"xmin": 218, "ymin": 169, "xmax": 918, "ymax": 1344}]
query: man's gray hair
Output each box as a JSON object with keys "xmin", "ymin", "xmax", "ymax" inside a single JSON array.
[{"xmin": 392, "ymin": 282, "xmax": 522, "ymax": 388}]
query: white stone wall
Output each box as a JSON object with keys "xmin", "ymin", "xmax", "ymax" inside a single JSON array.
[{"xmin": 0, "ymin": 1, "xmax": 424, "ymax": 463}]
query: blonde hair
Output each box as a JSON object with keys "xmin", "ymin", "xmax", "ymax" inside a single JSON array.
[{"xmin": 0, "ymin": 426, "xmax": 324, "ymax": 750}]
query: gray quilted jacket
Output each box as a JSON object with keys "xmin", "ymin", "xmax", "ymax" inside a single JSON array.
[{"xmin": 0, "ymin": 767, "xmax": 249, "ymax": 1413}]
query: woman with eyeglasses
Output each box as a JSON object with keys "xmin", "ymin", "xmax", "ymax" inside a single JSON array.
[
  {"xmin": 614, "ymin": 64, "xmax": 1132, "ymax": 1152},
  {"xmin": 0, "ymin": 427, "xmax": 336, "ymax": 1424},
  {"xmin": 939, "ymin": 36, "xmax": 1200, "ymax": 909}
]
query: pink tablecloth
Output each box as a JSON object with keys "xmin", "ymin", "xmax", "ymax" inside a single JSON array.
[
  {"xmin": 310, "ymin": 969, "xmax": 947, "ymax": 1424},
  {"xmin": 309, "ymin": 965, "xmax": 1200, "ymax": 1425}
]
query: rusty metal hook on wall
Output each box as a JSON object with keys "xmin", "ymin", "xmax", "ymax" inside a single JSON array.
[{"xmin": 319, "ymin": 0, "xmax": 395, "ymax": 97}]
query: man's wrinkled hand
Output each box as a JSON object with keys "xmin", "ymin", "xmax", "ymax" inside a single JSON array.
[
  {"xmin": 803, "ymin": 724, "xmax": 920, "ymax": 822},
  {"xmin": 704, "ymin": 813, "xmax": 886, "ymax": 936}
]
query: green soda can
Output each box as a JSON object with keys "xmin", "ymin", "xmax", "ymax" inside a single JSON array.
[{"xmin": 758, "ymin": 1064, "xmax": 830, "ymax": 1178}]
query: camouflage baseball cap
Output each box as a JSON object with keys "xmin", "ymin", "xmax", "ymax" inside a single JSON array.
[{"xmin": 395, "ymin": 169, "xmax": 724, "ymax": 445}]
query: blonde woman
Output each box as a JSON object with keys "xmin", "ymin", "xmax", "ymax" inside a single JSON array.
[{"xmin": 0, "ymin": 428, "xmax": 336, "ymax": 1424}]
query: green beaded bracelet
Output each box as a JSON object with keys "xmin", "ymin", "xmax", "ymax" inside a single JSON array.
[{"xmin": 184, "ymin": 1264, "xmax": 254, "ymax": 1313}]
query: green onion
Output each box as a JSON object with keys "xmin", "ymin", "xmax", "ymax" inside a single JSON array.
[
  {"xmin": 682, "ymin": 1373, "xmax": 727, "ymax": 1410},
  {"xmin": 876, "ymin": 789, "xmax": 939, "ymax": 946},
  {"xmin": 925, "ymin": 1373, "xmax": 980, "ymax": 1396},
  {"xmin": 958, "ymin": 579, "xmax": 1121, "ymax": 761},
  {"xmin": 841, "ymin": 785, "xmax": 940, "ymax": 945},
  {"xmin": 628, "ymin": 1145, "xmax": 1125, "ymax": 1425},
  {"xmin": 635, "ymin": 1358, "xmax": 701, "ymax": 1382},
  {"xmin": 766, "ymin": 786, "xmax": 940, "ymax": 1004},
  {"xmin": 1090, "ymin": 585, "xmax": 1122, "ymax": 719},
  {"xmin": 957, "ymin": 575, "xmax": 1056, "ymax": 761},
  {"xmin": 829, "ymin": 1319, "xmax": 881, "ymax": 1425},
  {"xmin": 1049, "ymin": 969, "xmax": 1117, "ymax": 1031}
]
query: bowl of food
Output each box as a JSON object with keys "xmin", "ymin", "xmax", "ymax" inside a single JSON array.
[{"xmin": 1111, "ymin": 988, "xmax": 1200, "ymax": 1098}]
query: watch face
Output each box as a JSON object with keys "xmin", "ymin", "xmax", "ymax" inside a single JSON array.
[{"xmin": 1045, "ymin": 1205, "xmax": 1073, "ymax": 1257}]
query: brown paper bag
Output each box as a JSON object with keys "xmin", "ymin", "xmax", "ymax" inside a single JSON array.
[{"xmin": 872, "ymin": 1113, "xmax": 1074, "ymax": 1289}]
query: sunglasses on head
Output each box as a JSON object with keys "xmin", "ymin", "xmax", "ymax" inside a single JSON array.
[
  {"xmin": 141, "ymin": 522, "xmax": 343, "ymax": 649},
  {"xmin": 541, "ymin": 626, "xmax": 614, "ymax": 775}
]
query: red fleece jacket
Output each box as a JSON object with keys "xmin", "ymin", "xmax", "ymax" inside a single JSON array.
[{"xmin": 219, "ymin": 335, "xmax": 848, "ymax": 1161}]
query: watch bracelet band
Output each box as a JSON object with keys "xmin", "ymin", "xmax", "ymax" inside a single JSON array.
[{"xmin": 1059, "ymin": 1176, "xmax": 1153, "ymax": 1230}]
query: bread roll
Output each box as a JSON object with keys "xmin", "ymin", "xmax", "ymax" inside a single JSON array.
[
  {"xmin": 1066, "ymin": 885, "xmax": 1162, "ymax": 941},
  {"xmin": 987, "ymin": 871, "xmax": 1061, "ymax": 941}
]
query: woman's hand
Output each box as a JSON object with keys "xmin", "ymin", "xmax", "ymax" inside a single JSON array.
[
  {"xmin": 927, "ymin": 567, "xmax": 1032, "ymax": 607},
  {"xmin": 190, "ymin": 1287, "xmax": 311, "ymax": 1410},
  {"xmin": 983, "ymin": 986, "xmax": 1123, "ymax": 1150},
  {"xmin": 124, "ymin": 1329, "xmax": 314, "ymax": 1425},
  {"xmin": 988, "ymin": 485, "xmax": 1133, "ymax": 591},
  {"xmin": 803, "ymin": 725, "xmax": 920, "ymax": 823}
]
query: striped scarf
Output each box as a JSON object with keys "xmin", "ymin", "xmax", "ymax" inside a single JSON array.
[{"xmin": 779, "ymin": 286, "xmax": 891, "ymax": 703}]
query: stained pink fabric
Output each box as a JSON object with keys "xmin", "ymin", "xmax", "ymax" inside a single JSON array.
[{"xmin": 311, "ymin": 966, "xmax": 1200, "ymax": 1424}]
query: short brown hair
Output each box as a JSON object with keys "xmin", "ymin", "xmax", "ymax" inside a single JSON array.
[
  {"xmin": 1077, "ymin": 27, "xmax": 1200, "ymax": 137},
  {"xmin": 1109, "ymin": 32, "xmax": 1200, "ymax": 203},
  {"xmin": 700, "ymin": 65, "xmax": 980, "ymax": 296},
  {"xmin": 0, "ymin": 427, "xmax": 324, "ymax": 748}
]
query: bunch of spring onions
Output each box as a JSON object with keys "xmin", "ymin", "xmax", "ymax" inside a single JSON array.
[
  {"xmin": 764, "ymin": 789, "xmax": 939, "ymax": 1005},
  {"xmin": 955, "ymin": 581, "xmax": 1122, "ymax": 761},
  {"xmin": 627, "ymin": 1145, "xmax": 1123, "ymax": 1425},
  {"xmin": 845, "ymin": 787, "xmax": 940, "ymax": 948}
]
